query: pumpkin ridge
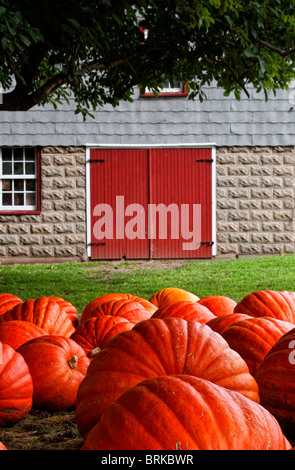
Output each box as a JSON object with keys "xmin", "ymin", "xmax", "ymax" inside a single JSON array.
[{"xmin": 278, "ymin": 291, "xmax": 295, "ymax": 320}]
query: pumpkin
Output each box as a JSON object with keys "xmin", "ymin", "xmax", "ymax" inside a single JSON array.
[
  {"xmin": 0, "ymin": 442, "xmax": 7, "ymax": 450},
  {"xmin": 75, "ymin": 317, "xmax": 259, "ymax": 438},
  {"xmin": 70, "ymin": 315, "xmax": 133, "ymax": 360},
  {"xmin": 255, "ymin": 327, "xmax": 295, "ymax": 432},
  {"xmin": 151, "ymin": 300, "xmax": 215, "ymax": 323},
  {"xmin": 206, "ymin": 313, "xmax": 252, "ymax": 335},
  {"xmin": 82, "ymin": 375, "xmax": 291, "ymax": 451},
  {"xmin": 149, "ymin": 287, "xmax": 199, "ymax": 308},
  {"xmin": 197, "ymin": 295, "xmax": 237, "ymax": 317},
  {"xmin": 48, "ymin": 296, "xmax": 79, "ymax": 327},
  {"xmin": 234, "ymin": 290, "xmax": 295, "ymax": 324},
  {"xmin": 0, "ymin": 293, "xmax": 23, "ymax": 316},
  {"xmin": 80, "ymin": 298, "xmax": 152, "ymax": 325},
  {"xmin": 221, "ymin": 316, "xmax": 295, "ymax": 377},
  {"xmin": 0, "ymin": 297, "xmax": 75, "ymax": 337},
  {"xmin": 81, "ymin": 293, "xmax": 156, "ymax": 322},
  {"xmin": 0, "ymin": 342, "xmax": 33, "ymax": 426},
  {"xmin": 0, "ymin": 320, "xmax": 48, "ymax": 350},
  {"xmin": 17, "ymin": 335, "xmax": 90, "ymax": 411}
]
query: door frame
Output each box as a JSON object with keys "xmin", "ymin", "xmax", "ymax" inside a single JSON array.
[{"xmin": 85, "ymin": 143, "xmax": 217, "ymax": 259}]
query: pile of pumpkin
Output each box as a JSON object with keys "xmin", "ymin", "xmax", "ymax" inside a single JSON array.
[{"xmin": 0, "ymin": 287, "xmax": 295, "ymax": 450}]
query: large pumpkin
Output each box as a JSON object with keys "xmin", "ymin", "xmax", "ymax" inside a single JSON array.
[
  {"xmin": 151, "ymin": 300, "xmax": 215, "ymax": 323},
  {"xmin": 80, "ymin": 298, "xmax": 152, "ymax": 325},
  {"xmin": 234, "ymin": 290, "xmax": 295, "ymax": 324},
  {"xmin": 0, "ymin": 297, "xmax": 75, "ymax": 337},
  {"xmin": 0, "ymin": 320, "xmax": 48, "ymax": 350},
  {"xmin": 221, "ymin": 316, "xmax": 295, "ymax": 377},
  {"xmin": 82, "ymin": 375, "xmax": 291, "ymax": 451},
  {"xmin": 70, "ymin": 315, "xmax": 133, "ymax": 360},
  {"xmin": 48, "ymin": 296, "xmax": 79, "ymax": 327},
  {"xmin": 0, "ymin": 293, "xmax": 23, "ymax": 316},
  {"xmin": 76, "ymin": 317, "xmax": 259, "ymax": 438},
  {"xmin": 0, "ymin": 442, "xmax": 7, "ymax": 450},
  {"xmin": 197, "ymin": 295, "xmax": 237, "ymax": 317},
  {"xmin": 255, "ymin": 327, "xmax": 295, "ymax": 432},
  {"xmin": 206, "ymin": 313, "xmax": 252, "ymax": 335},
  {"xmin": 17, "ymin": 335, "xmax": 90, "ymax": 411},
  {"xmin": 81, "ymin": 293, "xmax": 156, "ymax": 322},
  {"xmin": 0, "ymin": 343, "xmax": 33, "ymax": 426},
  {"xmin": 149, "ymin": 287, "xmax": 199, "ymax": 308}
]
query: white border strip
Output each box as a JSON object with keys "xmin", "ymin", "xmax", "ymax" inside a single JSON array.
[
  {"xmin": 85, "ymin": 143, "xmax": 217, "ymax": 259},
  {"xmin": 86, "ymin": 146, "xmax": 92, "ymax": 258}
]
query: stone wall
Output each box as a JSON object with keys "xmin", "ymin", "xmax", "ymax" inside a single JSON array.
[
  {"xmin": 216, "ymin": 146, "xmax": 295, "ymax": 257},
  {"xmin": 1, "ymin": 145, "xmax": 294, "ymax": 264},
  {"xmin": 0, "ymin": 146, "xmax": 88, "ymax": 264}
]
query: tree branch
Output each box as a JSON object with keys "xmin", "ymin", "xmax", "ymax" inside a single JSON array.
[{"xmin": 255, "ymin": 38, "xmax": 295, "ymax": 58}]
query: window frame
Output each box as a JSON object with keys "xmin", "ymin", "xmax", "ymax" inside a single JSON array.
[
  {"xmin": 0, "ymin": 146, "xmax": 41, "ymax": 215},
  {"xmin": 140, "ymin": 83, "xmax": 188, "ymax": 98}
]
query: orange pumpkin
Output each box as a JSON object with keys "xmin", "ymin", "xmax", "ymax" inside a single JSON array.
[
  {"xmin": 256, "ymin": 327, "xmax": 295, "ymax": 432},
  {"xmin": 0, "ymin": 320, "xmax": 48, "ymax": 350},
  {"xmin": 0, "ymin": 343, "xmax": 33, "ymax": 426},
  {"xmin": 75, "ymin": 317, "xmax": 259, "ymax": 438},
  {"xmin": 151, "ymin": 300, "xmax": 215, "ymax": 323},
  {"xmin": 17, "ymin": 335, "xmax": 90, "ymax": 411},
  {"xmin": 221, "ymin": 316, "xmax": 295, "ymax": 377},
  {"xmin": 82, "ymin": 375, "xmax": 291, "ymax": 450},
  {"xmin": 206, "ymin": 313, "xmax": 252, "ymax": 335},
  {"xmin": 81, "ymin": 293, "xmax": 156, "ymax": 322},
  {"xmin": 0, "ymin": 293, "xmax": 23, "ymax": 316},
  {"xmin": 234, "ymin": 290, "xmax": 295, "ymax": 324},
  {"xmin": 0, "ymin": 297, "xmax": 75, "ymax": 337},
  {"xmin": 81, "ymin": 298, "xmax": 152, "ymax": 325},
  {"xmin": 149, "ymin": 287, "xmax": 199, "ymax": 308},
  {"xmin": 70, "ymin": 315, "xmax": 133, "ymax": 360},
  {"xmin": 197, "ymin": 295, "xmax": 237, "ymax": 317}
]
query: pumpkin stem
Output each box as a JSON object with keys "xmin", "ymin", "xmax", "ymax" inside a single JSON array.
[
  {"xmin": 88, "ymin": 346, "xmax": 101, "ymax": 358},
  {"xmin": 68, "ymin": 355, "xmax": 78, "ymax": 369}
]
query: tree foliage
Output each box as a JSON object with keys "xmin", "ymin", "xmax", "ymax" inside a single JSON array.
[{"xmin": 0, "ymin": 0, "xmax": 294, "ymax": 117}]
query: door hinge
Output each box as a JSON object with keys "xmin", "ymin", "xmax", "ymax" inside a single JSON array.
[
  {"xmin": 200, "ymin": 241, "xmax": 214, "ymax": 246},
  {"xmin": 196, "ymin": 159, "xmax": 213, "ymax": 163},
  {"xmin": 88, "ymin": 242, "xmax": 106, "ymax": 246},
  {"xmin": 88, "ymin": 159, "xmax": 105, "ymax": 163}
]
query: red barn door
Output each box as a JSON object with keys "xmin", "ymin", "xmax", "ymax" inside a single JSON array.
[
  {"xmin": 89, "ymin": 147, "xmax": 213, "ymax": 259},
  {"xmin": 89, "ymin": 148, "xmax": 150, "ymax": 259}
]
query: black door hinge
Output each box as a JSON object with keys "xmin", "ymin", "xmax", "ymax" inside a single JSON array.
[
  {"xmin": 88, "ymin": 159, "xmax": 105, "ymax": 163},
  {"xmin": 196, "ymin": 159, "xmax": 213, "ymax": 163},
  {"xmin": 200, "ymin": 241, "xmax": 214, "ymax": 246},
  {"xmin": 88, "ymin": 242, "xmax": 106, "ymax": 246}
]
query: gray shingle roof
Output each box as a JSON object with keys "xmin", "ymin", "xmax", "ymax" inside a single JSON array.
[{"xmin": 0, "ymin": 84, "xmax": 294, "ymax": 147}]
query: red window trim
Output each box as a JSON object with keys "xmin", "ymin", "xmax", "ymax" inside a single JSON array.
[
  {"xmin": 141, "ymin": 84, "xmax": 188, "ymax": 98},
  {"xmin": 0, "ymin": 146, "xmax": 41, "ymax": 215}
]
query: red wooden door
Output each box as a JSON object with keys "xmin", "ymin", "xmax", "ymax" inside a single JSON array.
[
  {"xmin": 149, "ymin": 147, "xmax": 212, "ymax": 259},
  {"xmin": 89, "ymin": 147, "xmax": 213, "ymax": 259},
  {"xmin": 89, "ymin": 148, "xmax": 150, "ymax": 259}
]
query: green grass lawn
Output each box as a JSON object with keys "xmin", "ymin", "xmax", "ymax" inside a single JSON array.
[{"xmin": 1, "ymin": 254, "xmax": 295, "ymax": 319}]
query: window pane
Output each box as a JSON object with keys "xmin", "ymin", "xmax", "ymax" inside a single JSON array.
[
  {"xmin": 26, "ymin": 193, "xmax": 36, "ymax": 206},
  {"xmin": 2, "ymin": 162, "xmax": 12, "ymax": 175},
  {"xmin": 14, "ymin": 193, "xmax": 24, "ymax": 205},
  {"xmin": 2, "ymin": 148, "xmax": 12, "ymax": 161},
  {"xmin": 26, "ymin": 180, "xmax": 36, "ymax": 191},
  {"xmin": 3, "ymin": 193, "xmax": 12, "ymax": 205},
  {"xmin": 14, "ymin": 162, "xmax": 24, "ymax": 174},
  {"xmin": 25, "ymin": 162, "xmax": 35, "ymax": 175},
  {"xmin": 25, "ymin": 148, "xmax": 35, "ymax": 160},
  {"xmin": 14, "ymin": 148, "xmax": 23, "ymax": 161},
  {"xmin": 15, "ymin": 179, "xmax": 24, "ymax": 191},
  {"xmin": 2, "ymin": 180, "xmax": 12, "ymax": 191}
]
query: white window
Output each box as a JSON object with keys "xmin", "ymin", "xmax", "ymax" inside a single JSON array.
[{"xmin": 0, "ymin": 147, "xmax": 39, "ymax": 212}]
